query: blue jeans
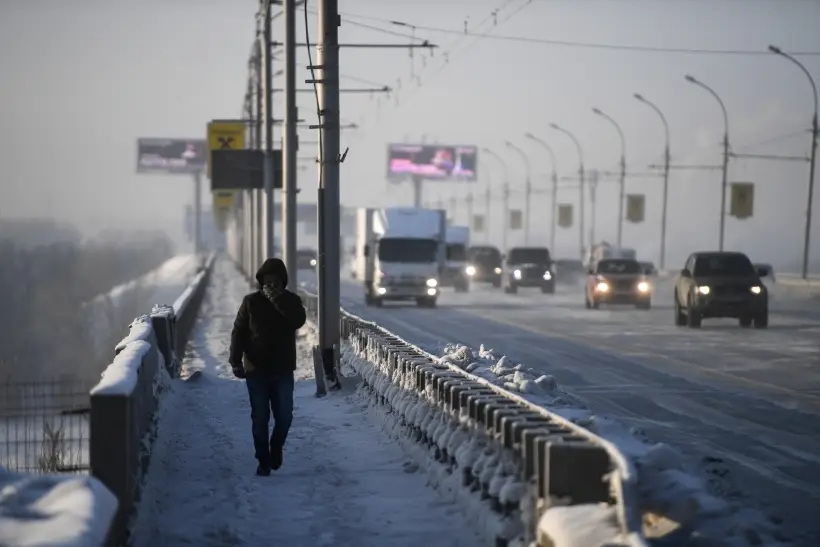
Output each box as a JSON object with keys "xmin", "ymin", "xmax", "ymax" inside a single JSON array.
[{"xmin": 245, "ymin": 370, "xmax": 294, "ymax": 465}]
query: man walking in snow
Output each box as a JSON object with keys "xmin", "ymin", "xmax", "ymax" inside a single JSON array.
[{"xmin": 229, "ymin": 258, "xmax": 306, "ymax": 476}]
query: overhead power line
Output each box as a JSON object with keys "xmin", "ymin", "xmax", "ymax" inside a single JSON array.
[{"xmin": 338, "ymin": 13, "xmax": 820, "ymax": 57}]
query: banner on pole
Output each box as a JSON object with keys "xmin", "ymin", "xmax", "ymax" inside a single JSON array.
[
  {"xmin": 509, "ymin": 209, "xmax": 523, "ymax": 230},
  {"xmin": 730, "ymin": 182, "xmax": 754, "ymax": 219},
  {"xmin": 557, "ymin": 204, "xmax": 573, "ymax": 228},
  {"xmin": 626, "ymin": 194, "xmax": 646, "ymax": 223},
  {"xmin": 207, "ymin": 120, "xmax": 247, "ymax": 178},
  {"xmin": 472, "ymin": 214, "xmax": 485, "ymax": 232}
]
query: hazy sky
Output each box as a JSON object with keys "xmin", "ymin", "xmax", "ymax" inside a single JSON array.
[{"xmin": 1, "ymin": 0, "xmax": 819, "ymax": 268}]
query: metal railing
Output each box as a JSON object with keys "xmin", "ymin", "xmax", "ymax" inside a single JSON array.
[{"xmin": 297, "ymin": 287, "xmax": 647, "ymax": 546}]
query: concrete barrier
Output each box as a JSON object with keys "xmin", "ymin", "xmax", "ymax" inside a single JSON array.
[
  {"xmin": 297, "ymin": 288, "xmax": 648, "ymax": 547},
  {"xmin": 88, "ymin": 253, "xmax": 214, "ymax": 547}
]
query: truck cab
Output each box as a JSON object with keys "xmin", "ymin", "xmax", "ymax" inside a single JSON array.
[
  {"xmin": 502, "ymin": 247, "xmax": 555, "ymax": 294},
  {"xmin": 441, "ymin": 225, "xmax": 470, "ymax": 292},
  {"xmin": 357, "ymin": 207, "xmax": 445, "ymax": 308}
]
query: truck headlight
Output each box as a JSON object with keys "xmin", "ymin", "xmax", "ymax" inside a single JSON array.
[
  {"xmin": 465, "ymin": 265, "xmax": 476, "ymax": 276},
  {"xmin": 543, "ymin": 271, "xmax": 552, "ymax": 280},
  {"xmin": 596, "ymin": 282, "xmax": 609, "ymax": 292},
  {"xmin": 494, "ymin": 267, "xmax": 502, "ymax": 274},
  {"xmin": 697, "ymin": 285, "xmax": 710, "ymax": 295},
  {"xmin": 426, "ymin": 278, "xmax": 438, "ymax": 288},
  {"xmin": 637, "ymin": 281, "xmax": 650, "ymax": 293},
  {"xmin": 750, "ymin": 285, "xmax": 762, "ymax": 295},
  {"xmin": 513, "ymin": 269, "xmax": 522, "ymax": 279}
]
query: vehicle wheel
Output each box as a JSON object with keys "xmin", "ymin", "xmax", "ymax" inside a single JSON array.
[
  {"xmin": 591, "ymin": 299, "xmax": 600, "ymax": 310},
  {"xmin": 674, "ymin": 292, "xmax": 686, "ymax": 326},
  {"xmin": 541, "ymin": 284, "xmax": 555, "ymax": 294},
  {"xmin": 417, "ymin": 297, "xmax": 437, "ymax": 308},
  {"xmin": 739, "ymin": 316, "xmax": 752, "ymax": 328},
  {"xmin": 364, "ymin": 292, "xmax": 373, "ymax": 306},
  {"xmin": 492, "ymin": 279, "xmax": 501, "ymax": 288},
  {"xmin": 585, "ymin": 293, "xmax": 592, "ymax": 309},
  {"xmin": 686, "ymin": 298, "xmax": 701, "ymax": 328},
  {"xmin": 754, "ymin": 310, "xmax": 768, "ymax": 329},
  {"xmin": 636, "ymin": 300, "xmax": 651, "ymax": 310},
  {"xmin": 509, "ymin": 284, "xmax": 518, "ymax": 294},
  {"xmin": 373, "ymin": 298, "xmax": 383, "ymax": 308}
]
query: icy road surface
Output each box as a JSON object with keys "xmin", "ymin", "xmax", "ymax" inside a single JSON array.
[
  {"xmin": 131, "ymin": 259, "xmax": 481, "ymax": 547},
  {"xmin": 326, "ymin": 273, "xmax": 820, "ymax": 546}
]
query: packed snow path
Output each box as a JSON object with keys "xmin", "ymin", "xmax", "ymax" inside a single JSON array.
[
  {"xmin": 317, "ymin": 272, "xmax": 820, "ymax": 545},
  {"xmin": 131, "ymin": 259, "xmax": 481, "ymax": 547}
]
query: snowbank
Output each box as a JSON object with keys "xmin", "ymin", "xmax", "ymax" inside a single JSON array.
[
  {"xmin": 0, "ymin": 469, "xmax": 117, "ymax": 547},
  {"xmin": 435, "ymin": 343, "xmax": 788, "ymax": 546},
  {"xmin": 537, "ymin": 503, "xmax": 623, "ymax": 547}
]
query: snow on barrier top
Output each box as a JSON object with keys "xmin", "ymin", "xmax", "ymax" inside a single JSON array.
[
  {"xmin": 298, "ymin": 288, "xmax": 648, "ymax": 547},
  {"xmin": 0, "ymin": 469, "xmax": 118, "ymax": 547}
]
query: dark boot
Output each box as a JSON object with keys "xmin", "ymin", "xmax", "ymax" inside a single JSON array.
[
  {"xmin": 270, "ymin": 443, "xmax": 283, "ymax": 470},
  {"xmin": 256, "ymin": 463, "xmax": 271, "ymax": 476}
]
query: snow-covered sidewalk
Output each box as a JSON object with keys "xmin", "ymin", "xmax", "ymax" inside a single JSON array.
[{"xmin": 131, "ymin": 258, "xmax": 480, "ymax": 547}]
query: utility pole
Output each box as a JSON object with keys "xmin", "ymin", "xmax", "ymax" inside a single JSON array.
[
  {"xmin": 685, "ymin": 75, "xmax": 730, "ymax": 251},
  {"xmin": 316, "ymin": 0, "xmax": 341, "ymax": 389},
  {"xmin": 466, "ymin": 192, "xmax": 474, "ymax": 233},
  {"xmin": 589, "ymin": 169, "xmax": 599, "ymax": 245},
  {"xmin": 484, "ymin": 185, "xmax": 492, "ymax": 245},
  {"xmin": 551, "ymin": 124, "xmax": 585, "ymax": 256},
  {"xmin": 592, "ymin": 108, "xmax": 626, "ymax": 246},
  {"xmin": 634, "ymin": 93, "xmax": 670, "ymax": 270},
  {"xmin": 263, "ymin": 1, "xmax": 276, "ymax": 259},
  {"xmin": 524, "ymin": 133, "xmax": 558, "ymax": 252},
  {"xmin": 193, "ymin": 171, "xmax": 202, "ymax": 254},
  {"xmin": 282, "ymin": 0, "xmax": 298, "ymax": 285},
  {"xmin": 505, "ymin": 140, "xmax": 532, "ymax": 245},
  {"xmin": 769, "ymin": 45, "xmax": 818, "ymax": 279}
]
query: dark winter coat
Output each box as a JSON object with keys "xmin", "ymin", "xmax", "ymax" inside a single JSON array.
[{"xmin": 229, "ymin": 258, "xmax": 307, "ymax": 374}]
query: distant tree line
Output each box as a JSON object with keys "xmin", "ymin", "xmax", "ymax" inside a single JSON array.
[{"xmin": 0, "ymin": 222, "xmax": 175, "ymax": 383}]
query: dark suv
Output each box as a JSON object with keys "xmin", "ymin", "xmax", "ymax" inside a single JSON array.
[
  {"xmin": 674, "ymin": 251, "xmax": 769, "ymax": 328},
  {"xmin": 465, "ymin": 245, "xmax": 503, "ymax": 287},
  {"xmin": 503, "ymin": 247, "xmax": 555, "ymax": 294}
]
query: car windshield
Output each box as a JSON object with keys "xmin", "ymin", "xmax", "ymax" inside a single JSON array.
[
  {"xmin": 597, "ymin": 259, "xmax": 641, "ymax": 274},
  {"xmin": 693, "ymin": 254, "xmax": 755, "ymax": 277},
  {"xmin": 508, "ymin": 248, "xmax": 549, "ymax": 264},
  {"xmin": 640, "ymin": 261, "xmax": 655, "ymax": 271},
  {"xmin": 377, "ymin": 238, "xmax": 438, "ymax": 263},
  {"xmin": 446, "ymin": 243, "xmax": 467, "ymax": 261},
  {"xmin": 468, "ymin": 246, "xmax": 501, "ymax": 264}
]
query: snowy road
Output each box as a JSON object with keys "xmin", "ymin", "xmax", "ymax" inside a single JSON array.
[
  {"xmin": 131, "ymin": 259, "xmax": 481, "ymax": 547},
  {"xmin": 322, "ymin": 273, "xmax": 820, "ymax": 546}
]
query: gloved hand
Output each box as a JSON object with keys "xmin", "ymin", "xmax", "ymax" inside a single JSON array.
[{"xmin": 231, "ymin": 364, "xmax": 246, "ymax": 379}]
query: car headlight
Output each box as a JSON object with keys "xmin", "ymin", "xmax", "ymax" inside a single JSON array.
[
  {"xmin": 513, "ymin": 269, "xmax": 522, "ymax": 279},
  {"xmin": 596, "ymin": 282, "xmax": 609, "ymax": 292},
  {"xmin": 696, "ymin": 285, "xmax": 710, "ymax": 295},
  {"xmin": 377, "ymin": 287, "xmax": 387, "ymax": 295},
  {"xmin": 426, "ymin": 278, "xmax": 438, "ymax": 288},
  {"xmin": 750, "ymin": 285, "xmax": 762, "ymax": 295},
  {"xmin": 465, "ymin": 265, "xmax": 476, "ymax": 276},
  {"xmin": 543, "ymin": 271, "xmax": 552, "ymax": 280},
  {"xmin": 637, "ymin": 281, "xmax": 650, "ymax": 293},
  {"xmin": 494, "ymin": 267, "xmax": 502, "ymax": 274},
  {"xmin": 426, "ymin": 288, "xmax": 437, "ymax": 296},
  {"xmin": 310, "ymin": 258, "xmax": 317, "ymax": 266}
]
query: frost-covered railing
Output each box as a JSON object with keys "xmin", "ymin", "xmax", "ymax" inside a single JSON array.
[
  {"xmin": 88, "ymin": 254, "xmax": 215, "ymax": 547},
  {"xmin": 297, "ymin": 288, "xmax": 648, "ymax": 547}
]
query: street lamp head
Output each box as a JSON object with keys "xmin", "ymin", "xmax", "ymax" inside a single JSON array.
[
  {"xmin": 634, "ymin": 93, "xmax": 644, "ymax": 101},
  {"xmin": 549, "ymin": 123, "xmax": 560, "ymax": 130},
  {"xmin": 524, "ymin": 132, "xmax": 534, "ymax": 139},
  {"xmin": 684, "ymin": 74, "xmax": 696, "ymax": 83},
  {"xmin": 504, "ymin": 140, "xmax": 512, "ymax": 148},
  {"xmin": 768, "ymin": 45, "xmax": 782, "ymax": 54},
  {"xmin": 592, "ymin": 107, "xmax": 602, "ymax": 115}
]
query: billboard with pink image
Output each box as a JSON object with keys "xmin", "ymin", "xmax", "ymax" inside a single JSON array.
[{"xmin": 387, "ymin": 143, "xmax": 478, "ymax": 181}]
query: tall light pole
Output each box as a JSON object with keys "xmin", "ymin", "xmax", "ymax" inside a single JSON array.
[
  {"xmin": 685, "ymin": 74, "xmax": 730, "ymax": 251},
  {"xmin": 483, "ymin": 147, "xmax": 510, "ymax": 250},
  {"xmin": 634, "ymin": 93, "xmax": 671, "ymax": 270},
  {"xmin": 551, "ymin": 124, "xmax": 586, "ymax": 255},
  {"xmin": 525, "ymin": 132, "xmax": 559, "ymax": 252},
  {"xmin": 505, "ymin": 140, "xmax": 532, "ymax": 245},
  {"xmin": 592, "ymin": 108, "xmax": 627, "ymax": 247},
  {"xmin": 282, "ymin": 0, "xmax": 298, "ymax": 286},
  {"xmin": 770, "ymin": 45, "xmax": 818, "ymax": 279},
  {"xmin": 482, "ymin": 167, "xmax": 493, "ymax": 244}
]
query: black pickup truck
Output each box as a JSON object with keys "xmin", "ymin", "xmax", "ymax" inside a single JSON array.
[{"xmin": 674, "ymin": 251, "xmax": 769, "ymax": 328}]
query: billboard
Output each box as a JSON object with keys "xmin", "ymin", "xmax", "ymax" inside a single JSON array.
[
  {"xmin": 210, "ymin": 149, "xmax": 282, "ymax": 190},
  {"xmin": 136, "ymin": 138, "xmax": 207, "ymax": 174},
  {"xmin": 387, "ymin": 143, "xmax": 477, "ymax": 181}
]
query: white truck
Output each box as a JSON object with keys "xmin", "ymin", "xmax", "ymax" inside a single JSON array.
[
  {"xmin": 441, "ymin": 225, "xmax": 470, "ymax": 292},
  {"xmin": 356, "ymin": 207, "xmax": 447, "ymax": 307}
]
